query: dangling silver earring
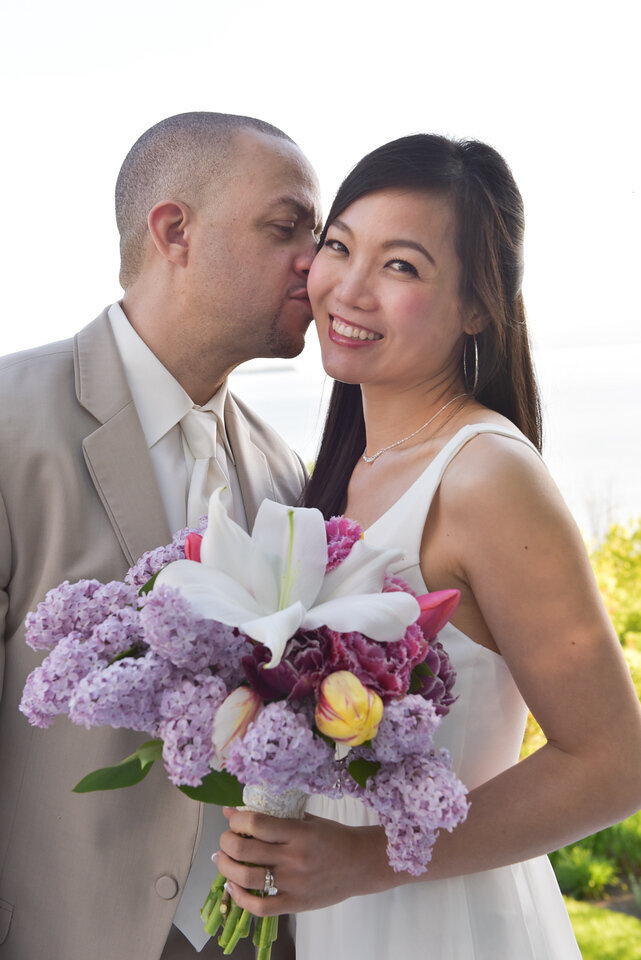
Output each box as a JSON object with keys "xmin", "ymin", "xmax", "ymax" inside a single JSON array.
[{"xmin": 463, "ymin": 334, "xmax": 479, "ymax": 393}]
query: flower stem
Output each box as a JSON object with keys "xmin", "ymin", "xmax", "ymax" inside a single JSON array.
[
  {"xmin": 200, "ymin": 872, "xmax": 227, "ymax": 936},
  {"xmin": 255, "ymin": 914, "xmax": 278, "ymax": 960},
  {"xmin": 218, "ymin": 900, "xmax": 243, "ymax": 949},
  {"xmin": 222, "ymin": 908, "xmax": 252, "ymax": 954}
]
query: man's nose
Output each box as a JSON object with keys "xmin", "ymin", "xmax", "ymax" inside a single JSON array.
[{"xmin": 293, "ymin": 236, "xmax": 317, "ymax": 276}]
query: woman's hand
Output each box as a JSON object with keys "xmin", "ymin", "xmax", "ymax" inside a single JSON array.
[{"xmin": 215, "ymin": 807, "xmax": 393, "ymax": 916}]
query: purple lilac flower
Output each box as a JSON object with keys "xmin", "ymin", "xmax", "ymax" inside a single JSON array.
[
  {"xmin": 345, "ymin": 750, "xmax": 469, "ymax": 875},
  {"xmin": 225, "ymin": 701, "xmax": 340, "ymax": 797},
  {"xmin": 141, "ymin": 584, "xmax": 251, "ymax": 687},
  {"xmin": 19, "ymin": 605, "xmax": 144, "ymax": 728},
  {"xmin": 158, "ymin": 672, "xmax": 227, "ymax": 786},
  {"xmin": 68, "ymin": 651, "xmax": 175, "ymax": 734},
  {"xmin": 24, "ymin": 579, "xmax": 138, "ymax": 650},
  {"xmin": 325, "ymin": 516, "xmax": 363, "ymax": 571},
  {"xmin": 368, "ymin": 696, "xmax": 442, "ymax": 763},
  {"xmin": 20, "ymin": 631, "xmax": 106, "ymax": 727},
  {"xmin": 125, "ymin": 527, "xmax": 188, "ymax": 590}
]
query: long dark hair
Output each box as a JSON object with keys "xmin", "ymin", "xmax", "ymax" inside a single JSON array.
[{"xmin": 304, "ymin": 134, "xmax": 542, "ymax": 518}]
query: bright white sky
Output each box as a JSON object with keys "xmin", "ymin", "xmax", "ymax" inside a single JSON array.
[
  {"xmin": 1, "ymin": 0, "xmax": 638, "ymax": 356},
  {"xmin": 1, "ymin": 0, "xmax": 639, "ymax": 538}
]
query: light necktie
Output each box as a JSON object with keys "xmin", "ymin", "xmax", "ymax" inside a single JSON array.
[
  {"xmin": 179, "ymin": 408, "xmax": 232, "ymax": 527},
  {"xmin": 174, "ymin": 408, "xmax": 234, "ymax": 949}
]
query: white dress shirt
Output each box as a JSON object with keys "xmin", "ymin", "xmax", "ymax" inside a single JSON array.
[
  {"xmin": 108, "ymin": 302, "xmax": 247, "ymax": 532},
  {"xmin": 108, "ymin": 301, "xmax": 246, "ymax": 951}
]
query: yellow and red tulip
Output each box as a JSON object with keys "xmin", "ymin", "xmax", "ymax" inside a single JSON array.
[{"xmin": 315, "ymin": 670, "xmax": 383, "ymax": 746}]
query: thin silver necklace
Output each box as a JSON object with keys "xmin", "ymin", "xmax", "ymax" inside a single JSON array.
[{"xmin": 361, "ymin": 393, "xmax": 468, "ymax": 464}]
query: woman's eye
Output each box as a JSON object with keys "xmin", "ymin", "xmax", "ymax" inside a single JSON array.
[
  {"xmin": 324, "ymin": 238, "xmax": 348, "ymax": 254},
  {"xmin": 386, "ymin": 258, "xmax": 419, "ymax": 277}
]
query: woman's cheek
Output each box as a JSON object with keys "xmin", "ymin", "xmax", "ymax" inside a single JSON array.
[{"xmin": 307, "ymin": 255, "xmax": 332, "ymax": 314}]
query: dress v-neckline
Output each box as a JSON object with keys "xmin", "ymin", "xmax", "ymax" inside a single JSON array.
[
  {"xmin": 362, "ymin": 424, "xmax": 466, "ymax": 534},
  {"xmin": 362, "ymin": 421, "xmax": 538, "ymax": 535}
]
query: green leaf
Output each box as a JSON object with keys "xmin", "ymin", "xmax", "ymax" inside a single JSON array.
[
  {"xmin": 136, "ymin": 739, "xmax": 164, "ymax": 768},
  {"xmin": 409, "ymin": 659, "xmax": 436, "ymax": 693},
  {"xmin": 139, "ymin": 570, "xmax": 160, "ymax": 596},
  {"xmin": 348, "ymin": 757, "xmax": 381, "ymax": 789},
  {"xmin": 72, "ymin": 739, "xmax": 163, "ymax": 793},
  {"xmin": 415, "ymin": 661, "xmax": 436, "ymax": 677},
  {"xmin": 108, "ymin": 643, "xmax": 143, "ymax": 666},
  {"xmin": 178, "ymin": 769, "xmax": 244, "ymax": 806}
]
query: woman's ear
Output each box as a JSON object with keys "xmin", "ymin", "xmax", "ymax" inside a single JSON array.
[
  {"xmin": 147, "ymin": 201, "xmax": 191, "ymax": 267},
  {"xmin": 463, "ymin": 308, "xmax": 488, "ymax": 337}
]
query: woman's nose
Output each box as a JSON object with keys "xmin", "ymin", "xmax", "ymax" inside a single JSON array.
[{"xmin": 334, "ymin": 268, "xmax": 377, "ymax": 311}]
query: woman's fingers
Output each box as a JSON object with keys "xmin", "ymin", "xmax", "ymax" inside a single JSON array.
[
  {"xmin": 217, "ymin": 810, "xmax": 391, "ymax": 913},
  {"xmin": 222, "ymin": 806, "xmax": 304, "ymax": 842}
]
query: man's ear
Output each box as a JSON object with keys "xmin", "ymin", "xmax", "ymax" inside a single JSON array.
[{"xmin": 147, "ymin": 201, "xmax": 191, "ymax": 267}]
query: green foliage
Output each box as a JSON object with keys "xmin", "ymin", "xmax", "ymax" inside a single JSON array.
[
  {"xmin": 348, "ymin": 757, "xmax": 381, "ymax": 788},
  {"xmin": 550, "ymin": 846, "xmax": 618, "ymax": 900},
  {"xmin": 589, "ymin": 518, "xmax": 641, "ymax": 645},
  {"xmin": 178, "ymin": 769, "xmax": 244, "ymax": 806},
  {"xmin": 73, "ymin": 740, "xmax": 163, "ymax": 793},
  {"xmin": 565, "ymin": 897, "xmax": 641, "ymax": 960},
  {"xmin": 520, "ymin": 519, "xmax": 641, "ymax": 906},
  {"xmin": 574, "ymin": 810, "xmax": 641, "ymax": 878}
]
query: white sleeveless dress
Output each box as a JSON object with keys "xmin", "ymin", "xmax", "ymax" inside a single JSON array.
[{"xmin": 296, "ymin": 424, "xmax": 581, "ymax": 959}]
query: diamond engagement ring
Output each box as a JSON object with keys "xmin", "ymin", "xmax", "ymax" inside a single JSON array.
[{"xmin": 263, "ymin": 867, "xmax": 278, "ymax": 897}]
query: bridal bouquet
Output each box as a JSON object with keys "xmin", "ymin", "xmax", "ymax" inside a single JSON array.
[{"xmin": 20, "ymin": 489, "xmax": 469, "ymax": 958}]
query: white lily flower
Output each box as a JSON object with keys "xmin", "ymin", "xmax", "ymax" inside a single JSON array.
[{"xmin": 156, "ymin": 488, "xmax": 420, "ymax": 668}]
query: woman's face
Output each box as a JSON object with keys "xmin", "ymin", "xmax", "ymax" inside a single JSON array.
[{"xmin": 308, "ymin": 188, "xmax": 476, "ymax": 391}]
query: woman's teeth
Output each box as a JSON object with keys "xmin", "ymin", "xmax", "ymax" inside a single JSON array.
[{"xmin": 332, "ymin": 318, "xmax": 382, "ymax": 341}]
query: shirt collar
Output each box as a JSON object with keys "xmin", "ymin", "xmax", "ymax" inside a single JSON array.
[{"xmin": 108, "ymin": 302, "xmax": 233, "ymax": 461}]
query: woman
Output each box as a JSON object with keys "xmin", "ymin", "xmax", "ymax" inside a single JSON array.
[{"xmin": 217, "ymin": 135, "xmax": 641, "ymax": 958}]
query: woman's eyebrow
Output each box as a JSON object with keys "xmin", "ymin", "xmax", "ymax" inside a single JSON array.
[{"xmin": 381, "ymin": 238, "xmax": 435, "ymax": 266}]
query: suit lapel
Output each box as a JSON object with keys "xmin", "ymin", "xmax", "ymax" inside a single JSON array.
[
  {"xmin": 224, "ymin": 394, "xmax": 274, "ymax": 531},
  {"xmin": 75, "ymin": 311, "xmax": 172, "ymax": 565}
]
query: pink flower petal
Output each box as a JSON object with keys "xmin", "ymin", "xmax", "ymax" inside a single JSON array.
[{"xmin": 415, "ymin": 589, "xmax": 461, "ymax": 638}]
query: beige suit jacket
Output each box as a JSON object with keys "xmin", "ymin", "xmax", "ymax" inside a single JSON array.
[{"xmin": 0, "ymin": 310, "xmax": 307, "ymax": 960}]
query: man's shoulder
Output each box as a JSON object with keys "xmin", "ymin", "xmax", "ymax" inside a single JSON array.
[
  {"xmin": 0, "ymin": 335, "xmax": 74, "ymax": 372},
  {"xmin": 0, "ymin": 310, "xmax": 112, "ymax": 388}
]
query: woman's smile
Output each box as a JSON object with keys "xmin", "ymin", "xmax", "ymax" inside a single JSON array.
[{"xmin": 329, "ymin": 314, "xmax": 383, "ymax": 344}]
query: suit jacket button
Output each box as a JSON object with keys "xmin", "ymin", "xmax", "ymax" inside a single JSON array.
[{"xmin": 155, "ymin": 875, "xmax": 179, "ymax": 900}]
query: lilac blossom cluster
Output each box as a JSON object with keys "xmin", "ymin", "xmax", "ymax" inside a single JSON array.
[
  {"xmin": 141, "ymin": 585, "xmax": 252, "ymax": 688},
  {"xmin": 158, "ymin": 672, "xmax": 227, "ymax": 785},
  {"xmin": 225, "ymin": 701, "xmax": 341, "ymax": 798},
  {"xmin": 343, "ymin": 697, "xmax": 469, "ymax": 874},
  {"xmin": 24, "ymin": 579, "xmax": 137, "ymax": 650},
  {"xmin": 20, "ymin": 604, "xmax": 144, "ymax": 728},
  {"xmin": 124, "ymin": 516, "xmax": 207, "ymax": 590}
]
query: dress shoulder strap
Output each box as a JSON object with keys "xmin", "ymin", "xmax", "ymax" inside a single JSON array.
[{"xmin": 366, "ymin": 423, "xmax": 542, "ymax": 578}]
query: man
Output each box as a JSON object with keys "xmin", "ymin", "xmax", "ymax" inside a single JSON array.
[{"xmin": 0, "ymin": 112, "xmax": 321, "ymax": 960}]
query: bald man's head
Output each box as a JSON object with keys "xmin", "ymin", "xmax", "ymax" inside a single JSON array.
[{"xmin": 115, "ymin": 111, "xmax": 295, "ymax": 288}]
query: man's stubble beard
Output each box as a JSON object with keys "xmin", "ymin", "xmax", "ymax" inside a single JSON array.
[{"xmin": 265, "ymin": 308, "xmax": 309, "ymax": 360}]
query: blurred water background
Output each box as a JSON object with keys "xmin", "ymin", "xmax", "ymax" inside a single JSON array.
[{"xmin": 231, "ymin": 338, "xmax": 641, "ymax": 543}]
